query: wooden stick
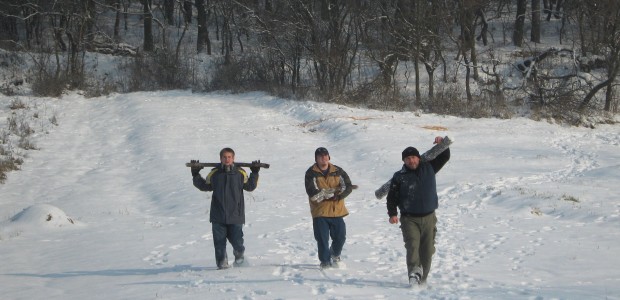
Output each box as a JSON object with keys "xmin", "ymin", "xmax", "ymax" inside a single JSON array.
[{"xmin": 185, "ymin": 162, "xmax": 270, "ymax": 169}]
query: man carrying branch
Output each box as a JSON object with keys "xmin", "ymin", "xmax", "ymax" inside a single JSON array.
[
  {"xmin": 191, "ymin": 147, "xmax": 260, "ymax": 269},
  {"xmin": 304, "ymin": 147, "xmax": 354, "ymax": 269},
  {"xmin": 386, "ymin": 136, "xmax": 450, "ymax": 287}
]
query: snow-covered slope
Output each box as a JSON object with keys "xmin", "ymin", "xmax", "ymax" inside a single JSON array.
[{"xmin": 1, "ymin": 91, "xmax": 618, "ymax": 299}]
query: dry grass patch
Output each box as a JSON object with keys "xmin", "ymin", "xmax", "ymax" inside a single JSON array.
[{"xmin": 421, "ymin": 125, "xmax": 449, "ymax": 131}]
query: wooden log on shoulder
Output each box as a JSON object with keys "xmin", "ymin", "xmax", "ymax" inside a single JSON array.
[{"xmin": 186, "ymin": 162, "xmax": 270, "ymax": 169}]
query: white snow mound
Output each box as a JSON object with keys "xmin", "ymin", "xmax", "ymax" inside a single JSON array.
[{"xmin": 9, "ymin": 204, "xmax": 80, "ymax": 228}]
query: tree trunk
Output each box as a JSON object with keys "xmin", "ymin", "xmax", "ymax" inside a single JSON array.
[
  {"xmin": 461, "ymin": 8, "xmax": 478, "ymax": 80},
  {"xmin": 196, "ymin": 0, "xmax": 210, "ymax": 53},
  {"xmin": 514, "ymin": 0, "xmax": 526, "ymax": 47},
  {"xmin": 425, "ymin": 63, "xmax": 435, "ymax": 99},
  {"xmin": 580, "ymin": 78, "xmax": 614, "ymax": 110},
  {"xmin": 554, "ymin": 0, "xmax": 564, "ymax": 19},
  {"xmin": 531, "ymin": 0, "xmax": 541, "ymax": 43},
  {"xmin": 114, "ymin": 0, "xmax": 121, "ymax": 40},
  {"xmin": 184, "ymin": 1, "xmax": 193, "ymax": 24},
  {"xmin": 220, "ymin": 8, "xmax": 233, "ymax": 64},
  {"xmin": 471, "ymin": 42, "xmax": 478, "ymax": 80},
  {"xmin": 379, "ymin": 54, "xmax": 397, "ymax": 87},
  {"xmin": 23, "ymin": 5, "xmax": 37, "ymax": 48},
  {"xmin": 463, "ymin": 55, "xmax": 472, "ymax": 103},
  {"xmin": 604, "ymin": 81, "xmax": 614, "ymax": 111},
  {"xmin": 143, "ymin": 0, "xmax": 154, "ymax": 52},
  {"xmin": 164, "ymin": 0, "xmax": 174, "ymax": 25},
  {"xmin": 51, "ymin": 15, "xmax": 67, "ymax": 51},
  {"xmin": 0, "ymin": 13, "xmax": 19, "ymax": 48},
  {"xmin": 476, "ymin": 9, "xmax": 489, "ymax": 46},
  {"xmin": 604, "ymin": 59, "xmax": 620, "ymax": 111},
  {"xmin": 124, "ymin": 0, "xmax": 129, "ymax": 31},
  {"xmin": 85, "ymin": 0, "xmax": 96, "ymax": 48},
  {"xmin": 415, "ymin": 54, "xmax": 421, "ymax": 106},
  {"xmin": 544, "ymin": 0, "xmax": 553, "ymax": 21}
]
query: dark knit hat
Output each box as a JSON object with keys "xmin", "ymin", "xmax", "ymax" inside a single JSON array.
[
  {"xmin": 402, "ymin": 146, "xmax": 420, "ymax": 160},
  {"xmin": 315, "ymin": 147, "xmax": 329, "ymax": 157}
]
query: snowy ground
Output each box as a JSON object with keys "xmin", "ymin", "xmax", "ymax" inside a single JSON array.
[{"xmin": 1, "ymin": 91, "xmax": 619, "ymax": 300}]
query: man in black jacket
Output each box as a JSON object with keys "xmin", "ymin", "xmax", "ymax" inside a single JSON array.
[
  {"xmin": 191, "ymin": 148, "xmax": 259, "ymax": 269},
  {"xmin": 386, "ymin": 136, "xmax": 450, "ymax": 286}
]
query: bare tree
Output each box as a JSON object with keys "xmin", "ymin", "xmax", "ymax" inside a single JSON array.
[
  {"xmin": 195, "ymin": 0, "xmax": 211, "ymax": 54},
  {"xmin": 216, "ymin": 1, "xmax": 234, "ymax": 64},
  {"xmin": 142, "ymin": 0, "xmax": 154, "ymax": 52},
  {"xmin": 291, "ymin": 0, "xmax": 359, "ymax": 99},
  {"xmin": 576, "ymin": 0, "xmax": 620, "ymax": 112},
  {"xmin": 0, "ymin": 1, "xmax": 20, "ymax": 49},
  {"xmin": 113, "ymin": 0, "xmax": 122, "ymax": 41},
  {"xmin": 514, "ymin": 0, "xmax": 526, "ymax": 47},
  {"xmin": 452, "ymin": 0, "xmax": 488, "ymax": 102},
  {"xmin": 531, "ymin": 0, "xmax": 541, "ymax": 43},
  {"xmin": 476, "ymin": 7, "xmax": 490, "ymax": 46},
  {"xmin": 183, "ymin": 0, "xmax": 192, "ymax": 24},
  {"xmin": 360, "ymin": 0, "xmax": 401, "ymax": 88},
  {"xmin": 368, "ymin": 0, "xmax": 451, "ymax": 104},
  {"xmin": 411, "ymin": 0, "xmax": 449, "ymax": 100},
  {"xmin": 0, "ymin": 0, "xmax": 616, "ymax": 117},
  {"xmin": 543, "ymin": 0, "xmax": 563, "ymax": 21},
  {"xmin": 163, "ymin": 0, "xmax": 174, "ymax": 26}
]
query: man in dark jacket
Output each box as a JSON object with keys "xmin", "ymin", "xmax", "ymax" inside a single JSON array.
[
  {"xmin": 191, "ymin": 148, "xmax": 259, "ymax": 269},
  {"xmin": 386, "ymin": 136, "xmax": 450, "ymax": 286}
]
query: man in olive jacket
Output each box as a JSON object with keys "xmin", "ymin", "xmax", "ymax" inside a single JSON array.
[
  {"xmin": 386, "ymin": 136, "xmax": 450, "ymax": 286},
  {"xmin": 305, "ymin": 147, "xmax": 353, "ymax": 269},
  {"xmin": 191, "ymin": 148, "xmax": 259, "ymax": 269}
]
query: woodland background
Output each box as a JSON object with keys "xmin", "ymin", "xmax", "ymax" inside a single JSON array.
[{"xmin": 1, "ymin": 0, "xmax": 619, "ymax": 122}]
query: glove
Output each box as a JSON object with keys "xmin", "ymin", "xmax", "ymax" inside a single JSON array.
[
  {"xmin": 250, "ymin": 160, "xmax": 260, "ymax": 173},
  {"xmin": 310, "ymin": 188, "xmax": 336, "ymax": 203},
  {"xmin": 190, "ymin": 159, "xmax": 203, "ymax": 177},
  {"xmin": 324, "ymin": 189, "xmax": 342, "ymax": 201},
  {"xmin": 310, "ymin": 189, "xmax": 326, "ymax": 202}
]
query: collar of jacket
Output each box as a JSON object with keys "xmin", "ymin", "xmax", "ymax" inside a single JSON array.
[
  {"xmin": 312, "ymin": 163, "xmax": 336, "ymax": 174},
  {"xmin": 399, "ymin": 164, "xmax": 419, "ymax": 173},
  {"xmin": 219, "ymin": 163, "xmax": 236, "ymax": 172}
]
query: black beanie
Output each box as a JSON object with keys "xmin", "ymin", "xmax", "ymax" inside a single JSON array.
[
  {"xmin": 402, "ymin": 146, "xmax": 420, "ymax": 160},
  {"xmin": 315, "ymin": 147, "xmax": 329, "ymax": 157}
]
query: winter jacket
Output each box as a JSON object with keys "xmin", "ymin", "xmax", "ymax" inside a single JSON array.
[
  {"xmin": 193, "ymin": 164, "xmax": 258, "ymax": 224},
  {"xmin": 387, "ymin": 148, "xmax": 450, "ymax": 217},
  {"xmin": 305, "ymin": 163, "xmax": 353, "ymax": 218}
]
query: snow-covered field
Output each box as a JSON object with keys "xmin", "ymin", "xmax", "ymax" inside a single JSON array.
[{"xmin": 1, "ymin": 91, "xmax": 619, "ymax": 299}]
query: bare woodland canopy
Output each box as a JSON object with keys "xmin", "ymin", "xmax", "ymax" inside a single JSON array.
[{"xmin": 0, "ymin": 0, "xmax": 618, "ymax": 117}]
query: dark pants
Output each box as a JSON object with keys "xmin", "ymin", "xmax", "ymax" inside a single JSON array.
[
  {"xmin": 313, "ymin": 217, "xmax": 346, "ymax": 264},
  {"xmin": 212, "ymin": 222, "xmax": 245, "ymax": 267},
  {"xmin": 400, "ymin": 212, "xmax": 437, "ymax": 282}
]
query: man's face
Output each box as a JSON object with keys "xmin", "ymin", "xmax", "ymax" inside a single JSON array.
[
  {"xmin": 220, "ymin": 151, "xmax": 235, "ymax": 166},
  {"xmin": 315, "ymin": 154, "xmax": 330, "ymax": 169},
  {"xmin": 403, "ymin": 155, "xmax": 420, "ymax": 170}
]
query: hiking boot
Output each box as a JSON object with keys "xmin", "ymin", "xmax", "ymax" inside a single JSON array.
[
  {"xmin": 217, "ymin": 260, "xmax": 230, "ymax": 270},
  {"xmin": 331, "ymin": 255, "xmax": 341, "ymax": 266},
  {"xmin": 409, "ymin": 272, "xmax": 422, "ymax": 287},
  {"xmin": 320, "ymin": 262, "xmax": 332, "ymax": 269},
  {"xmin": 329, "ymin": 247, "xmax": 341, "ymax": 266},
  {"xmin": 233, "ymin": 250, "xmax": 244, "ymax": 266}
]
